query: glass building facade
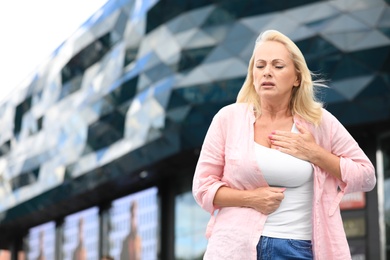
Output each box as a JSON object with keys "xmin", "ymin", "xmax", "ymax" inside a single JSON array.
[{"xmin": 0, "ymin": 0, "xmax": 389, "ymax": 259}]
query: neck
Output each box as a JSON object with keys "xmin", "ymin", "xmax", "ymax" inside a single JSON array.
[
  {"xmin": 259, "ymin": 93, "xmax": 292, "ymax": 118},
  {"xmin": 260, "ymin": 105, "xmax": 292, "ymax": 121}
]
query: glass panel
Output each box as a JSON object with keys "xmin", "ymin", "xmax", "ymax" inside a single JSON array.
[
  {"xmin": 201, "ymin": 7, "xmax": 235, "ymax": 27},
  {"xmin": 124, "ymin": 48, "xmax": 139, "ymax": 67},
  {"xmin": 331, "ymin": 56, "xmax": 373, "ymax": 80},
  {"xmin": 85, "ymin": 109, "xmax": 126, "ymax": 152},
  {"xmin": 166, "ymin": 13, "xmax": 196, "ymax": 34},
  {"xmin": 296, "ymin": 36, "xmax": 339, "ymax": 60},
  {"xmin": 285, "ymin": 2, "xmax": 338, "ymax": 24},
  {"xmin": 62, "ymin": 207, "xmax": 99, "ymax": 260},
  {"xmin": 331, "ymin": 75, "xmax": 374, "ymax": 100},
  {"xmin": 144, "ymin": 63, "xmax": 174, "ymax": 82},
  {"xmin": 184, "ymin": 30, "xmax": 217, "ymax": 49},
  {"xmin": 175, "ymin": 190, "xmax": 209, "ymax": 260},
  {"xmin": 379, "ymin": 27, "xmax": 390, "ymax": 39},
  {"xmin": 320, "ymin": 86, "xmax": 346, "ymax": 104},
  {"xmin": 186, "ymin": 5, "xmax": 215, "ymax": 28},
  {"xmin": 201, "ymin": 58, "xmax": 246, "ymax": 81},
  {"xmin": 0, "ymin": 140, "xmax": 11, "ymax": 157},
  {"xmin": 146, "ymin": 0, "xmax": 210, "ymax": 33},
  {"xmin": 223, "ymin": 37, "xmax": 251, "ymax": 57},
  {"xmin": 322, "ymin": 31, "xmax": 367, "ymax": 51},
  {"xmin": 352, "ymin": 5, "xmax": 385, "ymax": 27},
  {"xmin": 324, "ymin": 14, "xmax": 370, "ymax": 33},
  {"xmin": 203, "ymin": 46, "xmax": 231, "ymax": 64},
  {"xmin": 61, "ymin": 33, "xmax": 113, "ymax": 84},
  {"xmin": 351, "ymin": 46, "xmax": 390, "ymax": 72},
  {"xmin": 378, "ymin": 6, "xmax": 390, "ymax": 27},
  {"xmin": 107, "ymin": 76, "xmax": 138, "ymax": 106},
  {"xmin": 356, "ymin": 76, "xmax": 389, "ymax": 99},
  {"xmin": 178, "ymin": 46, "xmax": 214, "ymax": 72},
  {"xmin": 14, "ymin": 96, "xmax": 32, "ymax": 135},
  {"xmin": 58, "ymin": 75, "xmax": 83, "ymax": 101},
  {"xmin": 10, "ymin": 167, "xmax": 40, "ymax": 191},
  {"xmin": 219, "ymin": 0, "xmax": 247, "ymax": 18},
  {"xmin": 26, "ymin": 222, "xmax": 56, "ymax": 260},
  {"xmin": 202, "ymin": 24, "xmax": 230, "ymax": 42},
  {"xmin": 25, "ymin": 222, "xmax": 55, "ymax": 260},
  {"xmin": 108, "ymin": 187, "xmax": 158, "ymax": 260},
  {"xmin": 350, "ymin": 30, "xmax": 390, "ymax": 51}
]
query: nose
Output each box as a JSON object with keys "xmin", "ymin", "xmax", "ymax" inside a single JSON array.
[{"xmin": 263, "ymin": 65, "xmax": 271, "ymax": 77}]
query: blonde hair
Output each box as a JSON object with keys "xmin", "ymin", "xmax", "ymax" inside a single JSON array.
[{"xmin": 236, "ymin": 30, "xmax": 324, "ymax": 125}]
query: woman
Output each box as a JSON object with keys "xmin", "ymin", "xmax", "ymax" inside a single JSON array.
[{"xmin": 192, "ymin": 30, "xmax": 376, "ymax": 259}]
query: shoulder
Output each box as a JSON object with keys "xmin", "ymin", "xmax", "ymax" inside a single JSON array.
[
  {"xmin": 298, "ymin": 108, "xmax": 341, "ymax": 137},
  {"xmin": 312, "ymin": 108, "xmax": 347, "ymax": 142},
  {"xmin": 319, "ymin": 108, "xmax": 342, "ymax": 126}
]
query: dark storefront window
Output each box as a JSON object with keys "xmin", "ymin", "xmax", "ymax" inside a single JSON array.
[
  {"xmin": 62, "ymin": 207, "xmax": 99, "ymax": 260},
  {"xmin": 109, "ymin": 187, "xmax": 158, "ymax": 260},
  {"xmin": 25, "ymin": 221, "xmax": 56, "ymax": 259},
  {"xmin": 175, "ymin": 190, "xmax": 209, "ymax": 260}
]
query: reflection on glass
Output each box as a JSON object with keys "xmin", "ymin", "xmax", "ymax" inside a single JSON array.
[
  {"xmin": 37, "ymin": 230, "xmax": 45, "ymax": 260},
  {"xmin": 26, "ymin": 222, "xmax": 55, "ymax": 260},
  {"xmin": 73, "ymin": 218, "xmax": 87, "ymax": 260},
  {"xmin": 120, "ymin": 201, "xmax": 142, "ymax": 260},
  {"xmin": 0, "ymin": 250, "xmax": 11, "ymax": 260},
  {"xmin": 62, "ymin": 207, "xmax": 99, "ymax": 260},
  {"xmin": 109, "ymin": 187, "xmax": 158, "ymax": 260},
  {"xmin": 175, "ymin": 191, "xmax": 209, "ymax": 260}
]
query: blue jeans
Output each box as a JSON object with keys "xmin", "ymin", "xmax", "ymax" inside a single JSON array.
[{"xmin": 257, "ymin": 236, "xmax": 313, "ymax": 260}]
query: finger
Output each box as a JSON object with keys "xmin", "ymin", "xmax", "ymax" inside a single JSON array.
[
  {"xmin": 269, "ymin": 133, "xmax": 291, "ymax": 144},
  {"xmin": 274, "ymin": 146, "xmax": 294, "ymax": 156},
  {"xmin": 271, "ymin": 130, "xmax": 293, "ymax": 137},
  {"xmin": 295, "ymin": 121, "xmax": 308, "ymax": 134},
  {"xmin": 271, "ymin": 139, "xmax": 293, "ymax": 152},
  {"xmin": 268, "ymin": 187, "xmax": 286, "ymax": 193}
]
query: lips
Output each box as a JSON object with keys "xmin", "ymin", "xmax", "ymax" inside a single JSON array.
[{"xmin": 261, "ymin": 82, "xmax": 275, "ymax": 86}]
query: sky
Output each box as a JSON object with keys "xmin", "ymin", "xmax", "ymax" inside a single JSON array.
[{"xmin": 0, "ymin": 0, "xmax": 110, "ymax": 104}]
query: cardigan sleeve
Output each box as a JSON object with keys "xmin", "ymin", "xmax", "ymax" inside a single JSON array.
[
  {"xmin": 325, "ymin": 110, "xmax": 376, "ymax": 193},
  {"xmin": 192, "ymin": 109, "xmax": 228, "ymax": 214}
]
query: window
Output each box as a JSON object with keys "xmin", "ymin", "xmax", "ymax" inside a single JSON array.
[{"xmin": 175, "ymin": 190, "xmax": 209, "ymax": 260}]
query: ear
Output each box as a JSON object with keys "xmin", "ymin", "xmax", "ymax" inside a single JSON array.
[{"xmin": 293, "ymin": 76, "xmax": 301, "ymax": 87}]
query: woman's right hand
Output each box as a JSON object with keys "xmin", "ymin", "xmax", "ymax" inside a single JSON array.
[
  {"xmin": 214, "ymin": 186, "xmax": 286, "ymax": 215},
  {"xmin": 247, "ymin": 187, "xmax": 286, "ymax": 215}
]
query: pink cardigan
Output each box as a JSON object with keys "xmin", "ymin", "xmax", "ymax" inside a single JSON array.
[{"xmin": 192, "ymin": 103, "xmax": 376, "ymax": 260}]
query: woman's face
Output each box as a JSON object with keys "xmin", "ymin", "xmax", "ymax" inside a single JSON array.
[{"xmin": 253, "ymin": 40, "xmax": 300, "ymax": 103}]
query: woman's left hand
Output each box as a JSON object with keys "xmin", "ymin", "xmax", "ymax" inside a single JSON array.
[
  {"xmin": 269, "ymin": 121, "xmax": 343, "ymax": 180},
  {"xmin": 268, "ymin": 122, "xmax": 317, "ymax": 162}
]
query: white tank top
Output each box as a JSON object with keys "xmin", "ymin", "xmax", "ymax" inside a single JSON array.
[{"xmin": 254, "ymin": 124, "xmax": 313, "ymax": 240}]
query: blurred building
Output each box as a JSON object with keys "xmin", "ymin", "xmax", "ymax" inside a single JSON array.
[{"xmin": 0, "ymin": 0, "xmax": 389, "ymax": 259}]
